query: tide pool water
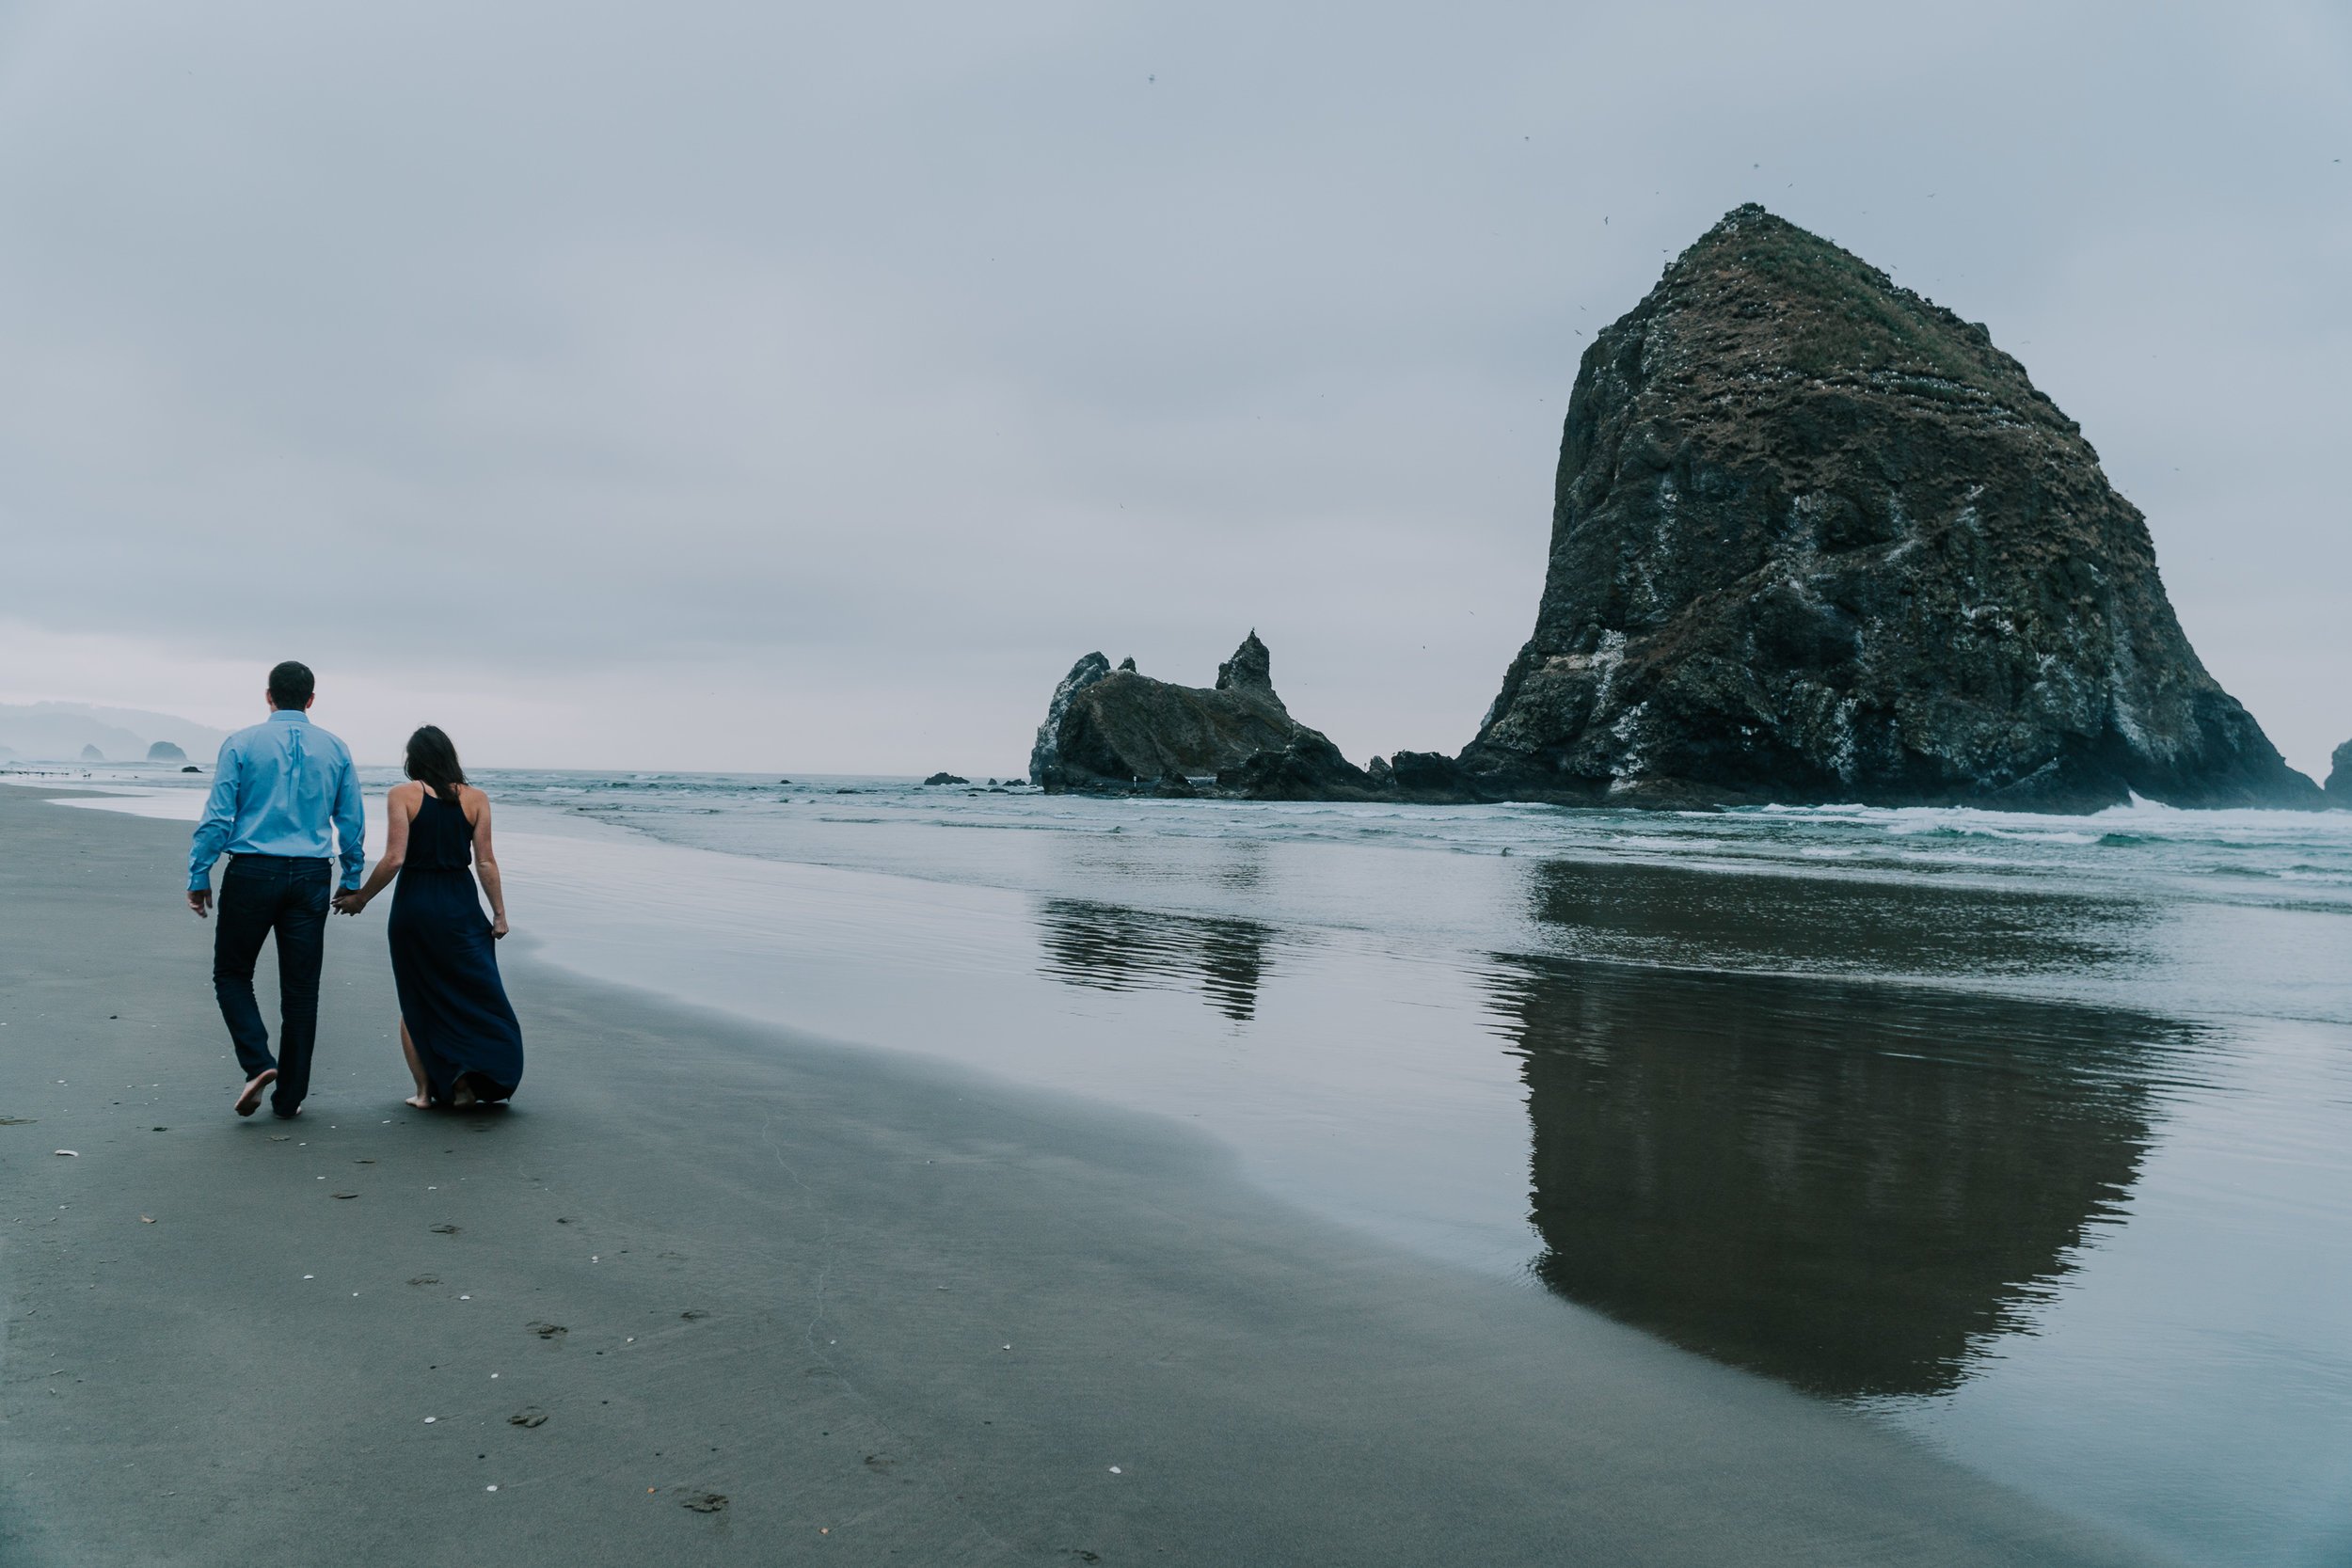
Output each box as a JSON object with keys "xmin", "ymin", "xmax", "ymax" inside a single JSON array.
[{"xmin": 40, "ymin": 768, "xmax": 2352, "ymax": 1565}]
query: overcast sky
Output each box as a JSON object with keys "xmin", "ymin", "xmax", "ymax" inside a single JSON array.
[{"xmin": 1, "ymin": 1, "xmax": 2344, "ymax": 777}]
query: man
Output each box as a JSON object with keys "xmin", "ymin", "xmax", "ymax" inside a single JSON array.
[{"xmin": 187, "ymin": 661, "xmax": 365, "ymax": 1119}]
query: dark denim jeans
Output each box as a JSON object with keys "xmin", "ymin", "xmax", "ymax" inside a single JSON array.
[{"xmin": 212, "ymin": 854, "xmax": 332, "ymax": 1115}]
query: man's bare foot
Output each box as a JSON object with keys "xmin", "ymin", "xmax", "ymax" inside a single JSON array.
[
  {"xmin": 404, "ymin": 1093, "xmax": 430, "ymax": 1110},
  {"xmin": 234, "ymin": 1068, "xmax": 278, "ymax": 1117}
]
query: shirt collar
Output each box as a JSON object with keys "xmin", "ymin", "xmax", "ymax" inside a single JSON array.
[{"xmin": 267, "ymin": 709, "xmax": 311, "ymax": 723}]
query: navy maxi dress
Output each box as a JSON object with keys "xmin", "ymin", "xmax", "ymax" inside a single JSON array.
[{"xmin": 388, "ymin": 789, "xmax": 524, "ymax": 1103}]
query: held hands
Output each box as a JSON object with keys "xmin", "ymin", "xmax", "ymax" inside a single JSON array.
[{"xmin": 333, "ymin": 889, "xmax": 368, "ymax": 917}]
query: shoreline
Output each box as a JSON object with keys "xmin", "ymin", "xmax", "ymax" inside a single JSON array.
[{"xmin": 0, "ymin": 785, "xmax": 2169, "ymax": 1565}]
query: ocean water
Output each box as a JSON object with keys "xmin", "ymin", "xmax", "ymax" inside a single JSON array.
[{"xmin": 34, "ymin": 764, "xmax": 2352, "ymax": 1565}]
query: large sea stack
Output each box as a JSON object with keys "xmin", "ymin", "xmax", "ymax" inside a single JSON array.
[{"xmin": 1456, "ymin": 205, "xmax": 2319, "ymax": 812}]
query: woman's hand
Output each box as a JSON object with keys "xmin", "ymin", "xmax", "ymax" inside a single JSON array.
[{"xmin": 491, "ymin": 913, "xmax": 509, "ymax": 940}]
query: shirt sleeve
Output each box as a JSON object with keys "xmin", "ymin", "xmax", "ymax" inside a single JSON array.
[
  {"xmin": 331, "ymin": 747, "xmax": 367, "ymax": 890},
  {"xmin": 188, "ymin": 737, "xmax": 243, "ymax": 891}
]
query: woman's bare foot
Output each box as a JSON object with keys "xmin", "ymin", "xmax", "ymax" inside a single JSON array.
[
  {"xmin": 399, "ymin": 1022, "xmax": 430, "ymax": 1107},
  {"xmin": 451, "ymin": 1078, "xmax": 479, "ymax": 1110}
]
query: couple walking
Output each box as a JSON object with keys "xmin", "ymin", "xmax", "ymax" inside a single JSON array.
[{"xmin": 187, "ymin": 660, "xmax": 524, "ymax": 1119}]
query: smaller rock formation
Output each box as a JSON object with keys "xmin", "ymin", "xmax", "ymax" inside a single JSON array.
[
  {"xmin": 181, "ymin": 765, "xmax": 201, "ymax": 773},
  {"xmin": 147, "ymin": 740, "xmax": 187, "ymax": 763},
  {"xmin": 1033, "ymin": 634, "xmax": 1366, "ymax": 793},
  {"xmin": 79, "ymin": 744, "xmax": 103, "ymax": 763},
  {"xmin": 2328, "ymin": 741, "xmax": 2351, "ymax": 807},
  {"xmin": 923, "ymin": 772, "xmax": 968, "ymax": 786},
  {"xmin": 1028, "ymin": 634, "xmax": 1514, "ymax": 800}
]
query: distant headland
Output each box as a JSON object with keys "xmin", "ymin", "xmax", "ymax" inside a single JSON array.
[{"xmin": 0, "ymin": 703, "xmax": 226, "ymax": 768}]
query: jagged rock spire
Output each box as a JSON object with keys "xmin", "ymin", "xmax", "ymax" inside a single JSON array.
[{"xmin": 1216, "ymin": 631, "xmax": 1273, "ymax": 693}]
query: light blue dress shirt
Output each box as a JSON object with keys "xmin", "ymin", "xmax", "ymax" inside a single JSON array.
[{"xmin": 188, "ymin": 710, "xmax": 366, "ymax": 892}]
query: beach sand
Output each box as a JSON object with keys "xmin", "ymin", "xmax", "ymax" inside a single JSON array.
[{"xmin": 0, "ymin": 785, "xmax": 2166, "ymax": 1566}]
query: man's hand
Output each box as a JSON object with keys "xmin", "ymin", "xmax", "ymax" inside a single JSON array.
[
  {"xmin": 333, "ymin": 890, "xmax": 366, "ymax": 917},
  {"xmin": 186, "ymin": 888, "xmax": 212, "ymax": 919}
]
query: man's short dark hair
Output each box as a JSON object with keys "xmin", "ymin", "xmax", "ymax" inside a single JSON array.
[{"xmin": 267, "ymin": 661, "xmax": 315, "ymax": 708}]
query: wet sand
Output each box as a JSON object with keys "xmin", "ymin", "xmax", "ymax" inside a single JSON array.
[{"xmin": 0, "ymin": 785, "xmax": 2168, "ymax": 1566}]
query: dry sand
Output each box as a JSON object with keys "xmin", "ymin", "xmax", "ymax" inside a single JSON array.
[{"xmin": 0, "ymin": 785, "xmax": 2168, "ymax": 1565}]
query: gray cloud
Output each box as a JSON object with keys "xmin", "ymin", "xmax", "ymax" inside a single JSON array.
[{"xmin": 1, "ymin": 1, "xmax": 2344, "ymax": 774}]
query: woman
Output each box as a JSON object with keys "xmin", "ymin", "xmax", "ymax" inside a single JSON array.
[{"xmin": 339, "ymin": 727, "xmax": 524, "ymax": 1108}]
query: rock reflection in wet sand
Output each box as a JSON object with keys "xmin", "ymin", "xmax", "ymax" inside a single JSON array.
[
  {"xmin": 1035, "ymin": 896, "xmax": 1276, "ymax": 1022},
  {"xmin": 1491, "ymin": 956, "xmax": 2186, "ymax": 1398},
  {"xmin": 1522, "ymin": 856, "xmax": 2146, "ymax": 980}
]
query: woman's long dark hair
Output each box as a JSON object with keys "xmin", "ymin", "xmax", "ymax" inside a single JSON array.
[{"xmin": 405, "ymin": 725, "xmax": 467, "ymax": 801}]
